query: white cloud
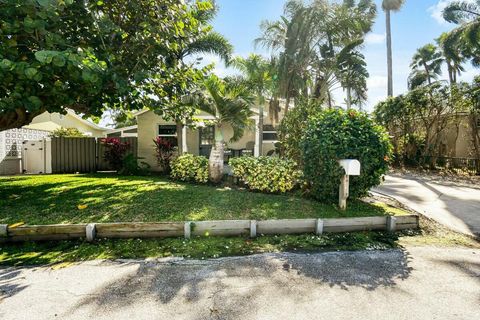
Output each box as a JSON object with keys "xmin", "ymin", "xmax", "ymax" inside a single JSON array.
[
  {"xmin": 365, "ymin": 32, "xmax": 385, "ymax": 44},
  {"xmin": 367, "ymin": 75, "xmax": 387, "ymax": 89},
  {"xmin": 428, "ymin": 0, "xmax": 474, "ymax": 24}
]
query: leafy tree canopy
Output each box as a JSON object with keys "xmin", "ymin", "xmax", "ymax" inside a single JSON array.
[{"xmin": 0, "ymin": 0, "xmax": 216, "ymax": 131}]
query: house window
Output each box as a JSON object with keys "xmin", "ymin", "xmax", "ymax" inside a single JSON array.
[
  {"xmin": 263, "ymin": 125, "xmax": 278, "ymax": 142},
  {"xmin": 158, "ymin": 125, "xmax": 178, "ymax": 146},
  {"xmin": 200, "ymin": 126, "xmax": 215, "ymax": 146}
]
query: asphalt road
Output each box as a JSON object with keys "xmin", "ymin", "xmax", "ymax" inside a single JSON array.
[
  {"xmin": 1, "ymin": 246, "xmax": 479, "ymax": 320},
  {"xmin": 374, "ymin": 174, "xmax": 480, "ymax": 236}
]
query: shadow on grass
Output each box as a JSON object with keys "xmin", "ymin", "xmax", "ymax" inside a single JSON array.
[{"xmin": 0, "ymin": 173, "xmax": 392, "ymax": 225}]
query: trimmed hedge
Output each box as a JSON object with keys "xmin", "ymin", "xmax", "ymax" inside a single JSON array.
[
  {"xmin": 170, "ymin": 154, "xmax": 209, "ymax": 184},
  {"xmin": 229, "ymin": 156, "xmax": 302, "ymax": 193},
  {"xmin": 302, "ymin": 109, "xmax": 392, "ymax": 202}
]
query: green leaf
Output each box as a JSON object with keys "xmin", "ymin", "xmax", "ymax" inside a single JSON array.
[
  {"xmin": 52, "ymin": 55, "xmax": 66, "ymax": 67},
  {"xmin": 35, "ymin": 51, "xmax": 56, "ymax": 64},
  {"xmin": 25, "ymin": 68, "xmax": 38, "ymax": 79},
  {"xmin": 27, "ymin": 96, "xmax": 42, "ymax": 108},
  {"xmin": 0, "ymin": 59, "xmax": 13, "ymax": 70}
]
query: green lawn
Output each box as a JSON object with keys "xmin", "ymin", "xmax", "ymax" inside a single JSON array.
[
  {"xmin": 0, "ymin": 173, "xmax": 417, "ymax": 266},
  {"xmin": 0, "ymin": 174, "xmax": 402, "ymax": 225}
]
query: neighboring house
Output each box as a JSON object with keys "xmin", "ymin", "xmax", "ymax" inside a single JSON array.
[
  {"xmin": 436, "ymin": 113, "xmax": 479, "ymax": 159},
  {"xmin": 105, "ymin": 125, "xmax": 138, "ymax": 138},
  {"xmin": 0, "ymin": 110, "xmax": 107, "ymax": 175},
  {"xmin": 136, "ymin": 107, "xmax": 285, "ymax": 171}
]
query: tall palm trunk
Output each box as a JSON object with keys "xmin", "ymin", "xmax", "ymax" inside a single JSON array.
[
  {"xmin": 346, "ymin": 87, "xmax": 352, "ymax": 110},
  {"xmin": 209, "ymin": 126, "xmax": 224, "ymax": 183},
  {"xmin": 386, "ymin": 9, "xmax": 393, "ymax": 97},
  {"xmin": 257, "ymin": 102, "xmax": 264, "ymax": 157}
]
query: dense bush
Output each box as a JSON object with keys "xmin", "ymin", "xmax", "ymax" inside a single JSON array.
[
  {"xmin": 229, "ymin": 156, "xmax": 302, "ymax": 193},
  {"xmin": 302, "ymin": 109, "xmax": 392, "ymax": 202},
  {"xmin": 153, "ymin": 137, "xmax": 176, "ymax": 173},
  {"xmin": 102, "ymin": 138, "xmax": 130, "ymax": 171},
  {"xmin": 119, "ymin": 154, "xmax": 150, "ymax": 176},
  {"xmin": 170, "ymin": 154, "xmax": 209, "ymax": 184},
  {"xmin": 278, "ymin": 98, "xmax": 321, "ymax": 164}
]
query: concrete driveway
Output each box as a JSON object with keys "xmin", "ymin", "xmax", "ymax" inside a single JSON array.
[
  {"xmin": 0, "ymin": 247, "xmax": 479, "ymax": 320},
  {"xmin": 374, "ymin": 174, "xmax": 480, "ymax": 237}
]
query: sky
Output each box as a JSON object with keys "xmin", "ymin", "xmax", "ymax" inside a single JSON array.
[{"xmin": 205, "ymin": 0, "xmax": 479, "ymax": 112}]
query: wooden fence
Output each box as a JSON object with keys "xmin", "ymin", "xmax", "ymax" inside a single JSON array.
[
  {"xmin": 51, "ymin": 137, "xmax": 137, "ymax": 173},
  {"xmin": 0, "ymin": 215, "xmax": 419, "ymax": 243}
]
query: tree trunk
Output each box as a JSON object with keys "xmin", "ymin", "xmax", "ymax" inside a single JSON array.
[
  {"xmin": 257, "ymin": 103, "xmax": 264, "ymax": 157},
  {"xmin": 346, "ymin": 87, "xmax": 352, "ymax": 110},
  {"xmin": 386, "ymin": 9, "xmax": 393, "ymax": 97},
  {"xmin": 176, "ymin": 121, "xmax": 183, "ymax": 154},
  {"xmin": 209, "ymin": 127, "xmax": 224, "ymax": 183}
]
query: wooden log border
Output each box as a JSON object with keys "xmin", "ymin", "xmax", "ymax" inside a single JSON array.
[{"xmin": 0, "ymin": 215, "xmax": 419, "ymax": 243}]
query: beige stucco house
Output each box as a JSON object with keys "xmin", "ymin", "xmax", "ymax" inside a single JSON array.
[{"xmin": 136, "ymin": 107, "xmax": 284, "ymax": 171}]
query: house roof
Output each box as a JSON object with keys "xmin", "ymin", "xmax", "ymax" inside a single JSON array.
[
  {"xmin": 66, "ymin": 110, "xmax": 108, "ymax": 131},
  {"xmin": 105, "ymin": 125, "xmax": 138, "ymax": 134}
]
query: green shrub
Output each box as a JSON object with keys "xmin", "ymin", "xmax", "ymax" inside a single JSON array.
[
  {"xmin": 170, "ymin": 154, "xmax": 209, "ymax": 184},
  {"xmin": 229, "ymin": 156, "xmax": 302, "ymax": 193},
  {"xmin": 302, "ymin": 109, "xmax": 392, "ymax": 202}
]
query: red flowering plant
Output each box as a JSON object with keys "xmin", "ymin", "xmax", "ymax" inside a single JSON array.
[
  {"xmin": 154, "ymin": 137, "xmax": 176, "ymax": 173},
  {"xmin": 102, "ymin": 138, "xmax": 131, "ymax": 171}
]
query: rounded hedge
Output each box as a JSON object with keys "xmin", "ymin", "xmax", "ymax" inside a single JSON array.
[
  {"xmin": 170, "ymin": 154, "xmax": 209, "ymax": 184},
  {"xmin": 229, "ymin": 156, "xmax": 302, "ymax": 193},
  {"xmin": 301, "ymin": 109, "xmax": 392, "ymax": 202}
]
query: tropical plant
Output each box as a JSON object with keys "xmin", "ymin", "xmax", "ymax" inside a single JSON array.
[
  {"xmin": 229, "ymin": 54, "xmax": 276, "ymax": 155},
  {"xmin": 256, "ymin": 0, "xmax": 376, "ymax": 111},
  {"xmin": 102, "ymin": 138, "xmax": 131, "ymax": 171},
  {"xmin": 437, "ymin": 33, "xmax": 466, "ymax": 85},
  {"xmin": 442, "ymin": 0, "xmax": 480, "ymax": 67},
  {"xmin": 184, "ymin": 75, "xmax": 254, "ymax": 183},
  {"xmin": 382, "ymin": 0, "xmax": 406, "ymax": 96},
  {"xmin": 153, "ymin": 137, "xmax": 176, "ymax": 174},
  {"xmin": 302, "ymin": 109, "xmax": 392, "ymax": 202},
  {"xmin": 229, "ymin": 156, "xmax": 302, "ymax": 193},
  {"xmin": 0, "ymin": 0, "xmax": 215, "ymax": 131},
  {"xmin": 173, "ymin": 4, "xmax": 233, "ymax": 152},
  {"xmin": 170, "ymin": 154, "xmax": 209, "ymax": 184},
  {"xmin": 49, "ymin": 127, "xmax": 84, "ymax": 138},
  {"xmin": 408, "ymin": 44, "xmax": 444, "ymax": 89}
]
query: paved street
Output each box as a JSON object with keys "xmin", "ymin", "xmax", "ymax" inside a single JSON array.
[
  {"xmin": 1, "ymin": 247, "xmax": 479, "ymax": 320},
  {"xmin": 374, "ymin": 174, "xmax": 480, "ymax": 236}
]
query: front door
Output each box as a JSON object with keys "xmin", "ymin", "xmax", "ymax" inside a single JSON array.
[{"xmin": 199, "ymin": 126, "xmax": 215, "ymax": 157}]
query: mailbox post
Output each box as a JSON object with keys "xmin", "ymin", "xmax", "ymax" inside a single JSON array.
[{"xmin": 338, "ymin": 159, "xmax": 361, "ymax": 210}]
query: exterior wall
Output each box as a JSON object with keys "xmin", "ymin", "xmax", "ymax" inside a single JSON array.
[
  {"xmin": 137, "ymin": 106, "xmax": 286, "ymax": 170},
  {"xmin": 24, "ymin": 112, "xmax": 106, "ymax": 137},
  {"xmin": 0, "ymin": 128, "xmax": 49, "ymax": 175},
  {"xmin": 437, "ymin": 116, "xmax": 475, "ymax": 158}
]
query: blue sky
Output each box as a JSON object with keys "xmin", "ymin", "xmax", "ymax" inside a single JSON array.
[{"xmin": 206, "ymin": 0, "xmax": 479, "ymax": 111}]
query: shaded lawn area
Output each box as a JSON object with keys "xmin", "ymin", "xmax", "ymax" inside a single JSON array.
[{"xmin": 0, "ymin": 174, "xmax": 404, "ymax": 225}]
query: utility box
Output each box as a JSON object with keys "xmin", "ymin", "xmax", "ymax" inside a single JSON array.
[{"xmin": 338, "ymin": 159, "xmax": 361, "ymax": 176}]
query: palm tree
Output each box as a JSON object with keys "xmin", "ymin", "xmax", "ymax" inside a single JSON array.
[
  {"xmin": 186, "ymin": 75, "xmax": 254, "ymax": 183},
  {"xmin": 382, "ymin": 0, "xmax": 406, "ymax": 96},
  {"xmin": 229, "ymin": 54, "xmax": 273, "ymax": 156},
  {"xmin": 336, "ymin": 39, "xmax": 369, "ymax": 109},
  {"xmin": 437, "ymin": 33, "xmax": 465, "ymax": 85},
  {"xmin": 172, "ymin": 4, "xmax": 233, "ymax": 154},
  {"xmin": 443, "ymin": 0, "xmax": 480, "ymax": 67},
  {"xmin": 409, "ymin": 44, "xmax": 444, "ymax": 87}
]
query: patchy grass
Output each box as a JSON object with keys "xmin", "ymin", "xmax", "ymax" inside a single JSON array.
[
  {"xmin": 0, "ymin": 232, "xmax": 399, "ymax": 266},
  {"xmin": 0, "ymin": 174, "xmax": 406, "ymax": 225}
]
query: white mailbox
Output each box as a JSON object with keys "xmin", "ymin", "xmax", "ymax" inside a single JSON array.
[{"xmin": 338, "ymin": 159, "xmax": 361, "ymax": 176}]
